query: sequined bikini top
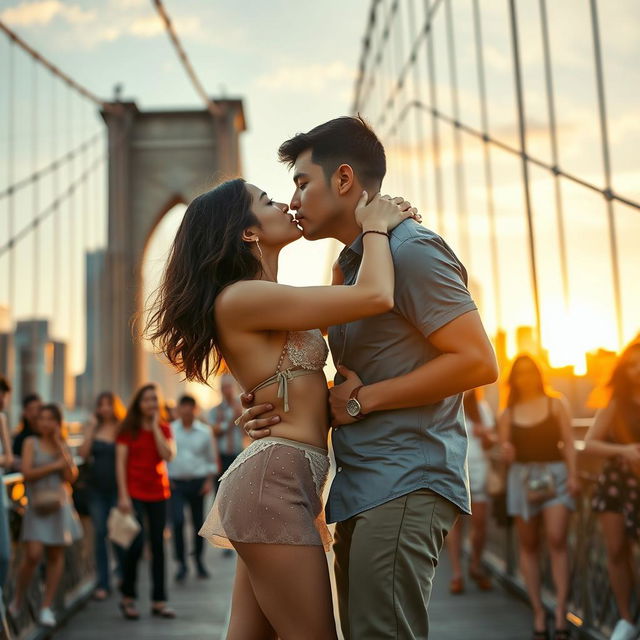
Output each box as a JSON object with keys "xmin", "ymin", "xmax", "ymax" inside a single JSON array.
[{"xmin": 248, "ymin": 330, "xmax": 329, "ymax": 412}]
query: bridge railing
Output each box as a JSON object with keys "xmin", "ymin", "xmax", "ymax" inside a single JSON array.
[{"xmin": 483, "ymin": 421, "xmax": 639, "ymax": 640}]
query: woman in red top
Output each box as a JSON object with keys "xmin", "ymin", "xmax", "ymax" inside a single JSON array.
[{"xmin": 116, "ymin": 383, "xmax": 176, "ymax": 620}]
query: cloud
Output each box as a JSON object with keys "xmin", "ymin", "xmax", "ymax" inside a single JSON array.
[
  {"xmin": 1, "ymin": 0, "xmax": 207, "ymax": 49},
  {"xmin": 0, "ymin": 0, "xmax": 94, "ymax": 26},
  {"xmin": 257, "ymin": 61, "xmax": 356, "ymax": 95}
]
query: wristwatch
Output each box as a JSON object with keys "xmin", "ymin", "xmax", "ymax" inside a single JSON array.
[{"xmin": 346, "ymin": 385, "xmax": 367, "ymax": 419}]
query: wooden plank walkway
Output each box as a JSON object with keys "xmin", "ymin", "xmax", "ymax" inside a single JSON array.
[{"xmin": 54, "ymin": 544, "xmax": 534, "ymax": 639}]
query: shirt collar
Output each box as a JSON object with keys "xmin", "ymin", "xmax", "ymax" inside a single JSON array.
[{"xmin": 338, "ymin": 233, "xmax": 364, "ymax": 267}]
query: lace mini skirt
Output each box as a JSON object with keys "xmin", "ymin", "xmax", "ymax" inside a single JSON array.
[{"xmin": 199, "ymin": 436, "xmax": 332, "ymax": 551}]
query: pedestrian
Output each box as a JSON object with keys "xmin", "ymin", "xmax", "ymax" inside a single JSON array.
[
  {"xmin": 116, "ymin": 383, "xmax": 176, "ymax": 620},
  {"xmin": 9, "ymin": 404, "xmax": 82, "ymax": 628},
  {"xmin": 12, "ymin": 393, "xmax": 42, "ymax": 470},
  {"xmin": 168, "ymin": 394, "xmax": 219, "ymax": 582},
  {"xmin": 210, "ymin": 375, "xmax": 243, "ymax": 475},
  {"xmin": 79, "ymin": 391, "xmax": 126, "ymax": 601},
  {"xmin": 0, "ymin": 376, "xmax": 15, "ymax": 638},
  {"xmin": 584, "ymin": 339, "xmax": 640, "ymax": 640},
  {"xmin": 447, "ymin": 387, "xmax": 495, "ymax": 594},
  {"xmin": 498, "ymin": 354, "xmax": 579, "ymax": 640}
]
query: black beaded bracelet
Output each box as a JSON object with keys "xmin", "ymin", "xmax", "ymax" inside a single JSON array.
[{"xmin": 361, "ymin": 229, "xmax": 390, "ymax": 239}]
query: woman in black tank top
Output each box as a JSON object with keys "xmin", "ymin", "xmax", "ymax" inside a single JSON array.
[
  {"xmin": 584, "ymin": 340, "xmax": 640, "ymax": 638},
  {"xmin": 498, "ymin": 354, "xmax": 578, "ymax": 640},
  {"xmin": 78, "ymin": 392, "xmax": 126, "ymax": 601}
]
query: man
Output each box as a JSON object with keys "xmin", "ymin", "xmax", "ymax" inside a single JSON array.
[
  {"xmin": 0, "ymin": 377, "xmax": 14, "ymax": 639},
  {"xmin": 209, "ymin": 375, "xmax": 243, "ymax": 475},
  {"xmin": 168, "ymin": 394, "xmax": 219, "ymax": 582},
  {"xmin": 12, "ymin": 393, "xmax": 42, "ymax": 469},
  {"xmin": 239, "ymin": 116, "xmax": 498, "ymax": 639}
]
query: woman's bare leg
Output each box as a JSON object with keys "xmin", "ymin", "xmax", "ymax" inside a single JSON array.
[
  {"xmin": 43, "ymin": 546, "xmax": 65, "ymax": 609},
  {"xmin": 542, "ymin": 504, "xmax": 570, "ymax": 630},
  {"xmin": 515, "ymin": 515, "xmax": 546, "ymax": 632},
  {"xmin": 13, "ymin": 541, "xmax": 44, "ymax": 608},
  {"xmin": 226, "ymin": 555, "xmax": 276, "ymax": 640},
  {"xmin": 599, "ymin": 512, "xmax": 635, "ymax": 622},
  {"xmin": 469, "ymin": 501, "xmax": 488, "ymax": 574},
  {"xmin": 233, "ymin": 542, "xmax": 337, "ymax": 640}
]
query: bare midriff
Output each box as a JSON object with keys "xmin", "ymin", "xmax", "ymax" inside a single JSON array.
[{"xmin": 249, "ymin": 370, "xmax": 330, "ymax": 450}]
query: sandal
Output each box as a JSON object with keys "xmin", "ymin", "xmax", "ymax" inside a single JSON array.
[
  {"xmin": 151, "ymin": 604, "xmax": 176, "ymax": 619},
  {"xmin": 119, "ymin": 600, "xmax": 139, "ymax": 620},
  {"xmin": 449, "ymin": 576, "xmax": 465, "ymax": 595},
  {"xmin": 469, "ymin": 567, "xmax": 493, "ymax": 591},
  {"xmin": 532, "ymin": 631, "xmax": 549, "ymax": 640},
  {"xmin": 554, "ymin": 630, "xmax": 570, "ymax": 639}
]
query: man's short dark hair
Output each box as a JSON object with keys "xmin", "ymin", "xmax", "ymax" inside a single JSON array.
[
  {"xmin": 22, "ymin": 393, "xmax": 41, "ymax": 409},
  {"xmin": 178, "ymin": 394, "xmax": 196, "ymax": 407},
  {"xmin": 278, "ymin": 116, "xmax": 386, "ymax": 191},
  {"xmin": 0, "ymin": 376, "xmax": 10, "ymax": 393}
]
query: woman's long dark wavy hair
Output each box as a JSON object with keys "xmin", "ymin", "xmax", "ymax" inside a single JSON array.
[
  {"xmin": 119, "ymin": 383, "xmax": 169, "ymax": 440},
  {"xmin": 608, "ymin": 340, "xmax": 640, "ymax": 440},
  {"xmin": 506, "ymin": 353, "xmax": 549, "ymax": 408},
  {"xmin": 145, "ymin": 179, "xmax": 262, "ymax": 385},
  {"xmin": 94, "ymin": 391, "xmax": 126, "ymax": 426}
]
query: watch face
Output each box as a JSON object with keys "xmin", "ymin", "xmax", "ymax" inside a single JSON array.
[{"xmin": 346, "ymin": 398, "xmax": 361, "ymax": 418}]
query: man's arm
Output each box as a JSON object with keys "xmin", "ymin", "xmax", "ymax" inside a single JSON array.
[
  {"xmin": 358, "ymin": 311, "xmax": 496, "ymax": 412},
  {"xmin": 329, "ymin": 311, "xmax": 497, "ymax": 423},
  {"xmin": 330, "ymin": 234, "xmax": 497, "ymax": 424}
]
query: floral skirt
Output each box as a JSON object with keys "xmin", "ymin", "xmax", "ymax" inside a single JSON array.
[
  {"xmin": 199, "ymin": 436, "xmax": 332, "ymax": 551},
  {"xmin": 591, "ymin": 457, "xmax": 640, "ymax": 540}
]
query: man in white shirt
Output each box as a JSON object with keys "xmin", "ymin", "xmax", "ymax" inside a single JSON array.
[
  {"xmin": 168, "ymin": 395, "xmax": 220, "ymax": 582},
  {"xmin": 209, "ymin": 375, "xmax": 243, "ymax": 474}
]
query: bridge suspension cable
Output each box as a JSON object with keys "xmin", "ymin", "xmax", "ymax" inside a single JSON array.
[
  {"xmin": 352, "ymin": 0, "xmax": 637, "ymax": 350},
  {"xmin": 152, "ymin": 0, "xmax": 222, "ymax": 117},
  {"xmin": 0, "ymin": 21, "xmax": 115, "ymax": 113}
]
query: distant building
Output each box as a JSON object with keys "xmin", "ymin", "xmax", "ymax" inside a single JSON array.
[
  {"xmin": 52, "ymin": 341, "xmax": 73, "ymax": 407},
  {"xmin": 14, "ymin": 320, "xmax": 51, "ymax": 403},
  {"xmin": 516, "ymin": 325, "xmax": 537, "ymax": 356},
  {"xmin": 77, "ymin": 249, "xmax": 107, "ymax": 408}
]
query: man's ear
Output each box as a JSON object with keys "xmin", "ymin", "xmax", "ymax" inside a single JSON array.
[{"xmin": 334, "ymin": 164, "xmax": 356, "ymax": 196}]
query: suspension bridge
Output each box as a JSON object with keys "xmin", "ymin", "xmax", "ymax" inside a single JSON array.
[{"xmin": 0, "ymin": 0, "xmax": 638, "ymax": 638}]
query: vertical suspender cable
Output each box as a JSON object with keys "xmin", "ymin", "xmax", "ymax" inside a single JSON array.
[
  {"xmin": 509, "ymin": 0, "xmax": 542, "ymax": 350},
  {"xmin": 473, "ymin": 0, "xmax": 502, "ymax": 330},
  {"xmin": 589, "ymin": 0, "xmax": 623, "ymax": 348}
]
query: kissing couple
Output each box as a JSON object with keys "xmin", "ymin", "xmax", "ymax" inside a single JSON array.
[{"xmin": 147, "ymin": 116, "xmax": 498, "ymax": 639}]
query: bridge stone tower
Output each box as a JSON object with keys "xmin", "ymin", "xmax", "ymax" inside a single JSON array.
[{"xmin": 98, "ymin": 100, "xmax": 245, "ymax": 402}]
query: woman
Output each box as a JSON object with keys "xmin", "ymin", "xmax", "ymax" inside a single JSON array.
[
  {"xmin": 447, "ymin": 387, "xmax": 495, "ymax": 594},
  {"xmin": 79, "ymin": 391, "xmax": 126, "ymax": 601},
  {"xmin": 146, "ymin": 178, "xmax": 416, "ymax": 639},
  {"xmin": 584, "ymin": 340, "xmax": 640, "ymax": 640},
  {"xmin": 116, "ymin": 383, "xmax": 176, "ymax": 620},
  {"xmin": 9, "ymin": 404, "xmax": 82, "ymax": 629},
  {"xmin": 0, "ymin": 376, "xmax": 15, "ymax": 638},
  {"xmin": 498, "ymin": 354, "xmax": 578, "ymax": 640}
]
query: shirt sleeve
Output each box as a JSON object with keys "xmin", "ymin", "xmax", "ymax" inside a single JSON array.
[
  {"xmin": 205, "ymin": 427, "xmax": 221, "ymax": 475},
  {"xmin": 394, "ymin": 234, "xmax": 477, "ymax": 338}
]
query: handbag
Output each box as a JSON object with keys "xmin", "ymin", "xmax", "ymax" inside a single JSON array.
[
  {"xmin": 524, "ymin": 465, "xmax": 556, "ymax": 504},
  {"xmin": 31, "ymin": 488, "xmax": 64, "ymax": 515},
  {"xmin": 107, "ymin": 507, "xmax": 141, "ymax": 549}
]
